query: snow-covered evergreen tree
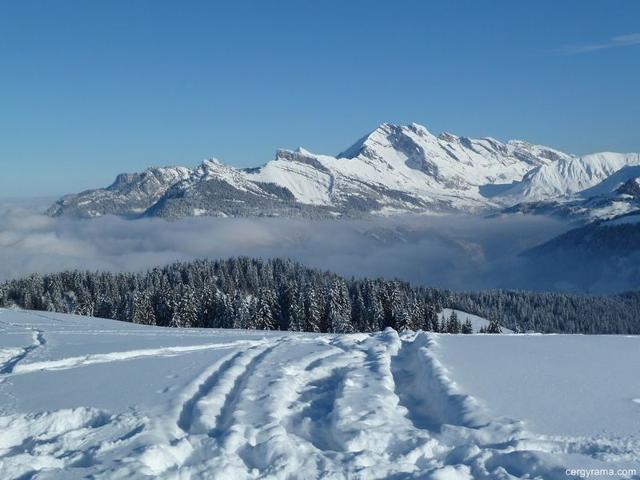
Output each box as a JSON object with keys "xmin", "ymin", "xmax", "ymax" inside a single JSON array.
[
  {"xmin": 350, "ymin": 289, "xmax": 367, "ymax": 332},
  {"xmin": 132, "ymin": 290, "xmax": 156, "ymax": 325},
  {"xmin": 363, "ymin": 281, "xmax": 384, "ymax": 332},
  {"xmin": 424, "ymin": 303, "xmax": 440, "ymax": 332},
  {"xmin": 461, "ymin": 318, "xmax": 473, "ymax": 334},
  {"xmin": 232, "ymin": 292, "xmax": 250, "ymax": 329},
  {"xmin": 447, "ymin": 311, "xmax": 461, "ymax": 334},
  {"xmin": 171, "ymin": 286, "xmax": 198, "ymax": 328},
  {"xmin": 325, "ymin": 279, "xmax": 353, "ymax": 334},
  {"xmin": 303, "ymin": 283, "xmax": 321, "ymax": 333},
  {"xmin": 256, "ymin": 288, "xmax": 277, "ymax": 330},
  {"xmin": 396, "ymin": 308, "xmax": 413, "ymax": 332},
  {"xmin": 288, "ymin": 290, "xmax": 306, "ymax": 332},
  {"xmin": 486, "ymin": 318, "xmax": 503, "ymax": 334}
]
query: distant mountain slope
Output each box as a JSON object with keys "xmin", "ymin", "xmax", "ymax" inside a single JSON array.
[
  {"xmin": 46, "ymin": 122, "xmax": 638, "ymax": 219},
  {"xmin": 47, "ymin": 166, "xmax": 192, "ymax": 218},
  {"xmin": 580, "ymin": 165, "xmax": 640, "ymax": 198},
  {"xmin": 502, "ymin": 170, "xmax": 640, "ymax": 223},
  {"xmin": 500, "ymin": 152, "xmax": 640, "ymax": 202},
  {"xmin": 520, "ymin": 212, "xmax": 640, "ymax": 292},
  {"xmin": 527, "ymin": 214, "xmax": 640, "ymax": 256}
]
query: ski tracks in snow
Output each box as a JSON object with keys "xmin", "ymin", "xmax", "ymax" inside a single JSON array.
[
  {"xmin": 386, "ymin": 331, "xmax": 615, "ymax": 479},
  {"xmin": 178, "ymin": 342, "xmax": 279, "ymax": 437},
  {"xmin": 2, "ymin": 339, "xmax": 265, "ymax": 377},
  {"xmin": 134, "ymin": 329, "xmax": 564, "ymax": 479},
  {"xmin": 0, "ymin": 328, "xmax": 46, "ymax": 375},
  {"xmin": 1, "ymin": 324, "xmax": 635, "ymax": 479}
]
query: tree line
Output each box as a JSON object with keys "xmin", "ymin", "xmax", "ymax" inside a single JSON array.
[
  {"xmin": 1, "ymin": 256, "xmax": 637, "ymax": 334},
  {"xmin": 0, "ymin": 258, "xmax": 496, "ymax": 334}
]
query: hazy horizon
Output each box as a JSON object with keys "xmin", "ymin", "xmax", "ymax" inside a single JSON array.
[{"xmin": 0, "ymin": 202, "xmax": 613, "ymax": 293}]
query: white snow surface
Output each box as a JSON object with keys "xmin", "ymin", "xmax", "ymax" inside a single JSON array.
[
  {"xmin": 501, "ymin": 152, "xmax": 640, "ymax": 202},
  {"xmin": 0, "ymin": 309, "xmax": 638, "ymax": 479},
  {"xmin": 248, "ymin": 123, "xmax": 574, "ymax": 211}
]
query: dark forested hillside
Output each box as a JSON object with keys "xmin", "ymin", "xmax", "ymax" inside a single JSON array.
[
  {"xmin": 1, "ymin": 257, "xmax": 639, "ymax": 334},
  {"xmin": 447, "ymin": 290, "xmax": 640, "ymax": 334}
]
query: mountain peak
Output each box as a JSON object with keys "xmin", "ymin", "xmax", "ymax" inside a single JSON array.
[
  {"xmin": 48, "ymin": 120, "xmax": 639, "ymax": 221},
  {"xmin": 275, "ymin": 148, "xmax": 317, "ymax": 162},
  {"xmin": 338, "ymin": 122, "xmax": 435, "ymax": 159},
  {"xmin": 202, "ymin": 158, "xmax": 222, "ymax": 167},
  {"xmin": 369, "ymin": 122, "xmax": 434, "ymax": 138},
  {"xmin": 197, "ymin": 158, "xmax": 227, "ymax": 172},
  {"xmin": 295, "ymin": 147, "xmax": 312, "ymax": 156},
  {"xmin": 196, "ymin": 158, "xmax": 237, "ymax": 178}
]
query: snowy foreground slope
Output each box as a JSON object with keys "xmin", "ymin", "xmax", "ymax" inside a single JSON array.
[{"xmin": 0, "ymin": 310, "xmax": 638, "ymax": 479}]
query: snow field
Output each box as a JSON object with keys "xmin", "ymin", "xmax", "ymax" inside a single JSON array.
[{"xmin": 0, "ymin": 309, "xmax": 638, "ymax": 479}]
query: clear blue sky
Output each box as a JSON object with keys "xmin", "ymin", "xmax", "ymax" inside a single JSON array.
[{"xmin": 1, "ymin": 1, "xmax": 639, "ymax": 197}]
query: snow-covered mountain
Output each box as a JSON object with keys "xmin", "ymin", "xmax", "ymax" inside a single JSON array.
[
  {"xmin": 47, "ymin": 166, "xmax": 193, "ymax": 218},
  {"xmin": 499, "ymin": 152, "xmax": 640, "ymax": 202},
  {"xmin": 247, "ymin": 123, "xmax": 569, "ymax": 213},
  {"xmin": 503, "ymin": 166, "xmax": 640, "ymax": 223},
  {"xmin": 46, "ymin": 123, "xmax": 639, "ymax": 220}
]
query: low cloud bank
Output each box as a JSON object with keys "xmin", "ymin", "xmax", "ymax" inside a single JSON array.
[{"xmin": 0, "ymin": 202, "xmax": 587, "ymax": 292}]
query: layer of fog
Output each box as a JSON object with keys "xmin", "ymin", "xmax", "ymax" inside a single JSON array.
[{"xmin": 0, "ymin": 202, "xmax": 622, "ymax": 293}]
